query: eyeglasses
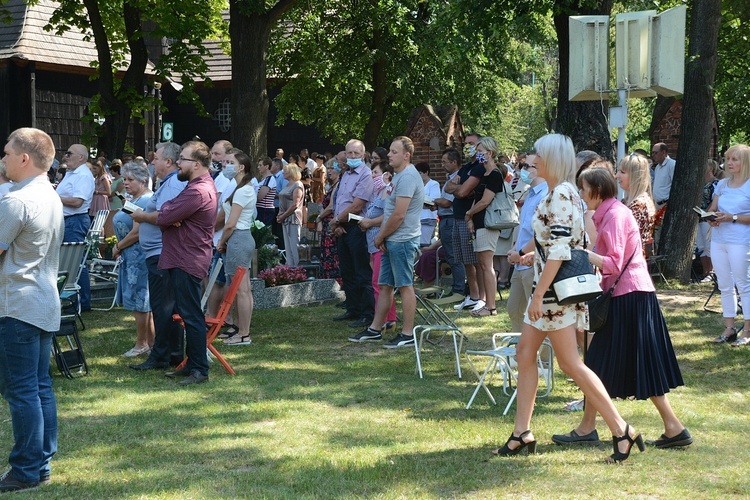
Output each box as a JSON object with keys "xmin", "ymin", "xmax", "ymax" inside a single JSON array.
[
  {"xmin": 521, "ymin": 164, "xmax": 536, "ymax": 170},
  {"xmin": 178, "ymin": 157, "xmax": 198, "ymax": 163},
  {"xmin": 63, "ymin": 151, "xmax": 73, "ymax": 156}
]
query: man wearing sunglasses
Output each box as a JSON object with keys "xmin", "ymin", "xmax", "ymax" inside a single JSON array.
[{"xmin": 56, "ymin": 143, "xmax": 94, "ymax": 311}]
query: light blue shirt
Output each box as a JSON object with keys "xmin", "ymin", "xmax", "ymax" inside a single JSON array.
[
  {"xmin": 139, "ymin": 169, "xmax": 187, "ymax": 258},
  {"xmin": 273, "ymin": 171, "xmax": 287, "ymax": 208},
  {"xmin": 515, "ymin": 181, "xmax": 548, "ymax": 270},
  {"xmin": 437, "ymin": 171, "xmax": 458, "ymax": 217}
]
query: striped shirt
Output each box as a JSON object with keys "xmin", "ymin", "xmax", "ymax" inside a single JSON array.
[{"xmin": 257, "ymin": 175, "xmax": 277, "ymax": 209}]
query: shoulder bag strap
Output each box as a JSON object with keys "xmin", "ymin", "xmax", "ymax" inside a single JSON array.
[{"xmin": 606, "ymin": 249, "xmax": 638, "ymax": 293}]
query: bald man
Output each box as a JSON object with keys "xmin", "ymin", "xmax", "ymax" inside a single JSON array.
[{"xmin": 56, "ymin": 143, "xmax": 95, "ymax": 310}]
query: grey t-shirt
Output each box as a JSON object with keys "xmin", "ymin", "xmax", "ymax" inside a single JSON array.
[{"xmin": 383, "ymin": 164, "xmax": 424, "ymax": 242}]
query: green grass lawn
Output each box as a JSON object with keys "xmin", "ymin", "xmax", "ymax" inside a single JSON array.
[{"xmin": 4, "ymin": 283, "xmax": 749, "ymax": 498}]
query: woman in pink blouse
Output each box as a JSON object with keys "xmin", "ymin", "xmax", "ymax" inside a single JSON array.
[
  {"xmin": 552, "ymin": 167, "xmax": 691, "ymax": 450},
  {"xmin": 496, "ymin": 134, "xmax": 640, "ymax": 463}
]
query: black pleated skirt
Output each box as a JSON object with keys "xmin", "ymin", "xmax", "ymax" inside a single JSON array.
[{"xmin": 586, "ymin": 291, "xmax": 684, "ymax": 400}]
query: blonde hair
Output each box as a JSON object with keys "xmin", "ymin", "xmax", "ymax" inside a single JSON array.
[
  {"xmin": 619, "ymin": 154, "xmax": 653, "ymax": 204},
  {"xmin": 284, "ymin": 164, "xmax": 302, "ymax": 181},
  {"xmin": 8, "ymin": 127, "xmax": 55, "ymax": 170},
  {"xmin": 706, "ymin": 159, "xmax": 720, "ymax": 178},
  {"xmin": 477, "ymin": 136, "xmax": 499, "ymax": 159},
  {"xmin": 725, "ymin": 144, "xmax": 750, "ymax": 183},
  {"xmin": 534, "ymin": 134, "xmax": 576, "ymax": 184}
]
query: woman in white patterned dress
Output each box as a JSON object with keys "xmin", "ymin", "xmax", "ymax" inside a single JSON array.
[{"xmin": 493, "ymin": 134, "xmax": 642, "ymax": 464}]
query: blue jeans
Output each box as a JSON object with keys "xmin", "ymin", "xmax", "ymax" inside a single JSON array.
[
  {"xmin": 337, "ymin": 228, "xmax": 374, "ymax": 319},
  {"xmin": 144, "ymin": 256, "xmax": 183, "ymax": 365},
  {"xmin": 169, "ymin": 268, "xmax": 209, "ymax": 376},
  {"xmin": 63, "ymin": 214, "xmax": 91, "ymax": 310},
  {"xmin": 438, "ymin": 218, "xmax": 466, "ymax": 294},
  {"xmin": 379, "ymin": 237, "xmax": 420, "ymax": 288},
  {"xmin": 0, "ymin": 318, "xmax": 57, "ymax": 483}
]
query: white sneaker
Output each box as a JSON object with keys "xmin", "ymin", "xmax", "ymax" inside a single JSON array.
[
  {"xmin": 454, "ymin": 297, "xmax": 479, "ymax": 310},
  {"xmin": 471, "ymin": 300, "xmax": 486, "ymax": 312}
]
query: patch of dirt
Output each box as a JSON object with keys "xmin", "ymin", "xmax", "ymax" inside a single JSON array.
[{"xmin": 657, "ymin": 289, "xmax": 708, "ymax": 309}]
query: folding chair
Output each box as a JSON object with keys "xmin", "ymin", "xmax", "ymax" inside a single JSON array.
[
  {"xmin": 58, "ymin": 241, "xmax": 88, "ymax": 330},
  {"xmin": 646, "ymin": 239, "xmax": 669, "ymax": 285},
  {"xmin": 89, "ymin": 257, "xmax": 120, "ymax": 311},
  {"xmin": 202, "ymin": 257, "xmax": 223, "ymax": 312},
  {"xmin": 88, "ymin": 210, "xmax": 109, "ymax": 245},
  {"xmin": 172, "ymin": 265, "xmax": 244, "ymax": 376},
  {"xmin": 465, "ymin": 333, "xmax": 554, "ymax": 413},
  {"xmin": 51, "ymin": 272, "xmax": 88, "ymax": 378},
  {"xmin": 703, "ymin": 273, "xmax": 742, "ymax": 315},
  {"xmin": 412, "ymin": 292, "xmax": 467, "ymax": 379}
]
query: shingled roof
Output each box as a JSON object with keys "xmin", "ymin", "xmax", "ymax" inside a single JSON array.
[{"xmin": 0, "ymin": 0, "xmax": 102, "ymax": 72}]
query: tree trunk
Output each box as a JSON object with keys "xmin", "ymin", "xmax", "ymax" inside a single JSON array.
[
  {"xmin": 553, "ymin": 0, "xmax": 614, "ymax": 158},
  {"xmin": 84, "ymin": 0, "xmax": 148, "ymax": 158},
  {"xmin": 229, "ymin": 7, "xmax": 271, "ymax": 158},
  {"xmin": 229, "ymin": 0, "xmax": 297, "ymax": 159},
  {"xmin": 362, "ymin": 28, "xmax": 389, "ymax": 150},
  {"xmin": 660, "ymin": 0, "xmax": 722, "ymax": 282}
]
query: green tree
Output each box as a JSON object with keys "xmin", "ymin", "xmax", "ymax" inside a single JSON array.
[
  {"xmin": 715, "ymin": 0, "xmax": 750, "ymax": 149},
  {"xmin": 42, "ymin": 0, "xmax": 224, "ymax": 157},
  {"xmin": 551, "ymin": 0, "xmax": 615, "ymax": 157},
  {"xmin": 269, "ymin": 0, "xmax": 557, "ymax": 152}
]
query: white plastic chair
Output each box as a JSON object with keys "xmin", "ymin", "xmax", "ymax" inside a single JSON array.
[{"xmin": 465, "ymin": 333, "xmax": 554, "ymax": 413}]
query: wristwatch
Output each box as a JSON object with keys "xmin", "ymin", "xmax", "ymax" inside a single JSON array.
[
  {"xmin": 733, "ymin": 214, "xmax": 738, "ymax": 223},
  {"xmin": 519, "ymin": 249, "xmax": 526, "ymax": 257}
]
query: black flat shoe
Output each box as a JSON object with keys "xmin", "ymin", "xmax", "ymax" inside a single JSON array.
[
  {"xmin": 165, "ymin": 367, "xmax": 192, "ymax": 378},
  {"xmin": 606, "ymin": 424, "xmax": 644, "ymax": 464},
  {"xmin": 333, "ymin": 312, "xmax": 358, "ymax": 321},
  {"xmin": 129, "ymin": 360, "xmax": 169, "ymax": 371},
  {"xmin": 492, "ymin": 430, "xmax": 537, "ymax": 456},
  {"xmin": 646, "ymin": 428, "xmax": 693, "ymax": 449},
  {"xmin": 551, "ymin": 429, "xmax": 600, "ymax": 445}
]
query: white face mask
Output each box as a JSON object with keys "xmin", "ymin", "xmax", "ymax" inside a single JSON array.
[{"xmin": 223, "ymin": 164, "xmax": 238, "ymax": 180}]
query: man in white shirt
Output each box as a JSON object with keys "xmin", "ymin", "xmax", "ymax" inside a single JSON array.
[
  {"xmin": 301, "ymin": 149, "xmax": 316, "ymax": 170},
  {"xmin": 56, "ymin": 143, "xmax": 95, "ymax": 310},
  {"xmin": 651, "ymin": 142, "xmax": 676, "ymax": 209},
  {"xmin": 275, "ymin": 148, "xmax": 288, "ymax": 166}
]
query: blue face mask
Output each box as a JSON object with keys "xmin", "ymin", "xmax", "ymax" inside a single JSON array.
[
  {"xmin": 222, "ymin": 164, "xmax": 238, "ymax": 180},
  {"xmin": 347, "ymin": 158, "xmax": 363, "ymax": 169},
  {"xmin": 519, "ymin": 168, "xmax": 532, "ymax": 184},
  {"xmin": 333, "ymin": 161, "xmax": 341, "ymax": 172}
]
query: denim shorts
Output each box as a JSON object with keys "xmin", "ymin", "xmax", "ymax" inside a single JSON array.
[
  {"xmin": 378, "ymin": 237, "xmax": 420, "ymax": 288},
  {"xmin": 210, "ymin": 249, "xmax": 227, "ymax": 285}
]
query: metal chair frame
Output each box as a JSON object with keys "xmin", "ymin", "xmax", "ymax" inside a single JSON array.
[
  {"xmin": 465, "ymin": 333, "xmax": 554, "ymax": 412},
  {"xmin": 51, "ymin": 272, "xmax": 88, "ymax": 378},
  {"xmin": 413, "ymin": 292, "xmax": 467, "ymax": 379}
]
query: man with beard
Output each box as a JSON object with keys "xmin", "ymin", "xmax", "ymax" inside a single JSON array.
[{"xmin": 132, "ymin": 141, "xmax": 217, "ymax": 385}]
